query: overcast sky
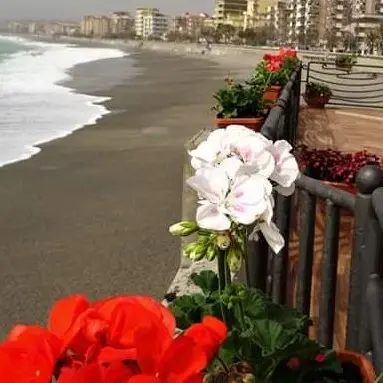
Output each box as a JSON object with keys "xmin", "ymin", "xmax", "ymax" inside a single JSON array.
[{"xmin": 0, "ymin": 0, "xmax": 214, "ymax": 21}]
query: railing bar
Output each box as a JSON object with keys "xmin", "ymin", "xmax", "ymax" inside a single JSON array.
[
  {"xmin": 318, "ymin": 200, "xmax": 340, "ymax": 348},
  {"xmin": 272, "ymin": 193, "xmax": 292, "ymax": 304},
  {"xmin": 296, "ymin": 175, "xmax": 355, "ymax": 211},
  {"xmin": 296, "ymin": 190, "xmax": 316, "ymax": 320},
  {"xmin": 309, "ymin": 60, "xmax": 383, "ymax": 69}
]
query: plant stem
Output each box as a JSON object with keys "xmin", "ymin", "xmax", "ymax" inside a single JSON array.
[
  {"xmin": 225, "ymin": 253, "xmax": 232, "ymax": 286},
  {"xmin": 217, "ymin": 356, "xmax": 230, "ymax": 374},
  {"xmin": 217, "ymin": 249, "xmax": 229, "ymax": 325},
  {"xmin": 217, "ymin": 249, "xmax": 226, "ymax": 292},
  {"xmin": 243, "ymin": 228, "xmax": 251, "ymax": 287}
]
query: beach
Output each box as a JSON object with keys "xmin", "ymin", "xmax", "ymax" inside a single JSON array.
[{"xmin": 0, "ymin": 45, "xmax": 264, "ymax": 335}]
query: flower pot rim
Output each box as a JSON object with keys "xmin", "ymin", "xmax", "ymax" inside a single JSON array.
[{"xmin": 336, "ymin": 350, "xmax": 376, "ymax": 383}]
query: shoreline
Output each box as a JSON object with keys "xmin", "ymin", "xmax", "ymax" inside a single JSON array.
[
  {"xmin": 0, "ymin": 47, "xmax": 235, "ymax": 335},
  {"xmin": 0, "ymin": 35, "xmax": 132, "ymax": 168}
]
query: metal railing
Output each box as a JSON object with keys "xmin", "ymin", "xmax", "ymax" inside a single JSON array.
[
  {"xmin": 304, "ymin": 61, "xmax": 383, "ymax": 108},
  {"xmin": 247, "ymin": 62, "xmax": 383, "ymax": 373}
]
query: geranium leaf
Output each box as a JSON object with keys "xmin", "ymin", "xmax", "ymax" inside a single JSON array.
[{"xmin": 190, "ymin": 271, "xmax": 219, "ymax": 296}]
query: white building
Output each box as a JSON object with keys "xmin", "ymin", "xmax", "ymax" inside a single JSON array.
[
  {"xmin": 267, "ymin": 0, "xmax": 288, "ymax": 42},
  {"xmin": 135, "ymin": 8, "xmax": 168, "ymax": 39},
  {"xmin": 142, "ymin": 13, "xmax": 168, "ymax": 39}
]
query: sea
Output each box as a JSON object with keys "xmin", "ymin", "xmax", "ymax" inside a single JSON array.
[{"xmin": 0, "ymin": 35, "xmax": 126, "ymax": 167}]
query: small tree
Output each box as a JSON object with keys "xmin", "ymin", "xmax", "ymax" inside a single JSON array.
[{"xmin": 366, "ymin": 30, "xmax": 378, "ymax": 54}]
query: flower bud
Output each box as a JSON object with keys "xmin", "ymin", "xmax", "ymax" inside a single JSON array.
[
  {"xmin": 227, "ymin": 246, "xmax": 242, "ymax": 271},
  {"xmin": 206, "ymin": 244, "xmax": 218, "ymax": 261},
  {"xmin": 189, "ymin": 237, "xmax": 209, "ymax": 261},
  {"xmin": 169, "ymin": 221, "xmax": 198, "ymax": 237},
  {"xmin": 216, "ymin": 233, "xmax": 231, "ymax": 250},
  {"xmin": 183, "ymin": 242, "xmax": 197, "ymax": 258},
  {"xmin": 242, "ymin": 374, "xmax": 256, "ymax": 383}
]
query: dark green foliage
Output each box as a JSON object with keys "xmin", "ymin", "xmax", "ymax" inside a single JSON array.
[
  {"xmin": 212, "ymin": 79, "xmax": 264, "ymax": 118},
  {"xmin": 305, "ymin": 82, "xmax": 332, "ymax": 98},
  {"xmin": 335, "ymin": 54, "xmax": 357, "ymax": 67},
  {"xmin": 169, "ymin": 271, "xmax": 342, "ymax": 383}
]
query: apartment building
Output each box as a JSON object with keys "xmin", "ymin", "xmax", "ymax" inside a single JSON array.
[
  {"xmin": 286, "ymin": 0, "xmax": 328, "ymax": 45},
  {"xmin": 267, "ymin": 0, "xmax": 289, "ymax": 41},
  {"xmin": 110, "ymin": 12, "xmax": 134, "ymax": 36},
  {"xmin": 170, "ymin": 12, "xmax": 210, "ymax": 37},
  {"xmin": 213, "ymin": 0, "xmax": 248, "ymax": 27},
  {"xmin": 81, "ymin": 16, "xmax": 111, "ymax": 37},
  {"xmin": 135, "ymin": 8, "xmax": 169, "ymax": 39}
]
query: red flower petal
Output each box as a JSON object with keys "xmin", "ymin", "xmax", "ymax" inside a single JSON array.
[
  {"xmin": 184, "ymin": 316, "xmax": 227, "ymax": 360},
  {"xmin": 157, "ymin": 336, "xmax": 207, "ymax": 383},
  {"xmin": 57, "ymin": 363, "xmax": 103, "ymax": 383},
  {"xmin": 128, "ymin": 376, "xmax": 158, "ymax": 383},
  {"xmin": 202, "ymin": 316, "xmax": 228, "ymax": 344},
  {"xmin": 48, "ymin": 295, "xmax": 90, "ymax": 340},
  {"xmin": 0, "ymin": 327, "xmax": 61, "ymax": 383},
  {"xmin": 95, "ymin": 296, "xmax": 175, "ymax": 338},
  {"xmin": 98, "ymin": 346, "xmax": 137, "ymax": 364}
]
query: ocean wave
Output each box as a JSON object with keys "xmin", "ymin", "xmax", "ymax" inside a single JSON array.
[{"xmin": 0, "ymin": 36, "xmax": 127, "ymax": 167}]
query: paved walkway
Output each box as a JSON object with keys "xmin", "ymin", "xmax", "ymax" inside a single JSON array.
[
  {"xmin": 298, "ymin": 105, "xmax": 383, "ymax": 156},
  {"xmin": 289, "ymin": 105, "xmax": 383, "ymax": 349}
]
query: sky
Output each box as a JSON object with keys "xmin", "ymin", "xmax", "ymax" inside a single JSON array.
[{"xmin": 0, "ymin": 0, "xmax": 214, "ymax": 21}]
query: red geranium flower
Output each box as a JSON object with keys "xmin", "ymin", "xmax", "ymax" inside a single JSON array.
[
  {"xmin": 0, "ymin": 325, "xmax": 61, "ymax": 383},
  {"xmin": 315, "ymin": 354, "xmax": 327, "ymax": 363},
  {"xmin": 279, "ymin": 47, "xmax": 297, "ymax": 58},
  {"xmin": 0, "ymin": 294, "xmax": 227, "ymax": 383}
]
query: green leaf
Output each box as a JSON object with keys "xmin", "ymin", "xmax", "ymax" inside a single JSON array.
[
  {"xmin": 250, "ymin": 319, "xmax": 300, "ymax": 357},
  {"xmin": 190, "ymin": 270, "xmax": 219, "ymax": 295}
]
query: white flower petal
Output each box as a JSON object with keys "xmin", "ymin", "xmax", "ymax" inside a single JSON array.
[
  {"xmin": 227, "ymin": 175, "xmax": 272, "ymax": 224},
  {"xmin": 275, "ymin": 183, "xmax": 296, "ymax": 196},
  {"xmin": 219, "ymin": 157, "xmax": 244, "ymax": 179},
  {"xmin": 271, "ymin": 155, "xmax": 299, "ymax": 187},
  {"xmin": 196, "ymin": 203, "xmax": 231, "ymax": 231},
  {"xmin": 186, "ymin": 167, "xmax": 229, "ymax": 203},
  {"xmin": 260, "ymin": 221, "xmax": 285, "ymax": 254}
]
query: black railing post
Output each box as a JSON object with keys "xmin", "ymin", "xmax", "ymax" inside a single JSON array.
[
  {"xmin": 247, "ymin": 234, "xmax": 269, "ymax": 291},
  {"xmin": 296, "ymin": 190, "xmax": 316, "ymax": 320},
  {"xmin": 346, "ymin": 165, "xmax": 383, "ymax": 352}
]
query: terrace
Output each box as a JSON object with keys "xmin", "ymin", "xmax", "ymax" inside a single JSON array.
[{"xmin": 180, "ymin": 59, "xmax": 383, "ymax": 377}]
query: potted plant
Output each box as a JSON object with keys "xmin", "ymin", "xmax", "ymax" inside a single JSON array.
[
  {"xmin": 213, "ymin": 78, "xmax": 266, "ymax": 131},
  {"xmin": 166, "ymin": 271, "xmax": 376, "ymax": 383},
  {"xmin": 297, "ymin": 145, "xmax": 381, "ymax": 195},
  {"xmin": 169, "ymin": 126, "xmax": 375, "ymax": 383},
  {"xmin": 304, "ymin": 82, "xmax": 332, "ymax": 108},
  {"xmin": 335, "ymin": 53, "xmax": 357, "ymax": 70},
  {"xmin": 251, "ymin": 47, "xmax": 299, "ymax": 103}
]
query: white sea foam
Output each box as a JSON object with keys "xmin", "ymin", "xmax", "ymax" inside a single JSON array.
[{"xmin": 0, "ymin": 35, "xmax": 127, "ymax": 167}]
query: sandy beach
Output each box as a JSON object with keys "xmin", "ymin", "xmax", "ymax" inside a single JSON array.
[{"xmin": 0, "ymin": 45, "xmax": 262, "ymax": 335}]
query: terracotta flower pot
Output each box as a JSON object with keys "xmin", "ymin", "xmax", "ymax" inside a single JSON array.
[
  {"xmin": 263, "ymin": 86, "xmax": 282, "ymax": 103},
  {"xmin": 304, "ymin": 94, "xmax": 331, "ymax": 109},
  {"xmin": 215, "ymin": 117, "xmax": 265, "ymax": 132},
  {"xmin": 336, "ymin": 350, "xmax": 376, "ymax": 383}
]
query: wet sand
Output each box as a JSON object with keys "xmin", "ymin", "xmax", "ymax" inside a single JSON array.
[{"xmin": 0, "ymin": 49, "xmax": 232, "ymax": 335}]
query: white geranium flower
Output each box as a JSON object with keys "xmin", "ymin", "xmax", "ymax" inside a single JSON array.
[
  {"xmin": 268, "ymin": 140, "xmax": 299, "ymax": 196},
  {"xmin": 186, "ymin": 167, "xmax": 272, "ymax": 231},
  {"xmin": 259, "ymin": 221, "xmax": 285, "ymax": 254},
  {"xmin": 189, "ymin": 125, "xmax": 270, "ymax": 173}
]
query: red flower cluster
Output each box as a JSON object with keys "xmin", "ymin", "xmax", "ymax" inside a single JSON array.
[
  {"xmin": 298, "ymin": 145, "xmax": 381, "ymax": 184},
  {"xmin": 0, "ymin": 295, "xmax": 228, "ymax": 383},
  {"xmin": 263, "ymin": 47, "xmax": 297, "ymax": 73}
]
